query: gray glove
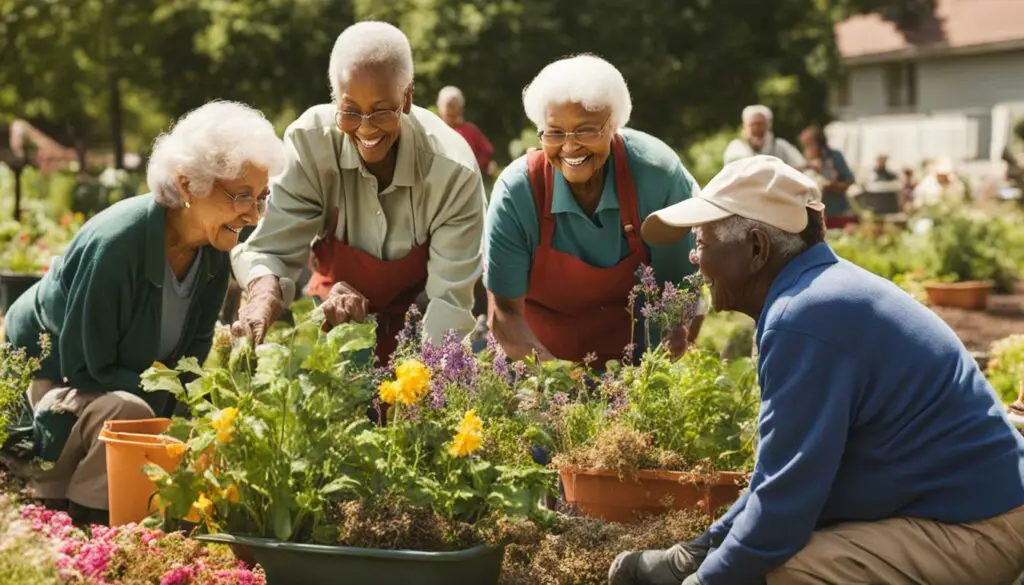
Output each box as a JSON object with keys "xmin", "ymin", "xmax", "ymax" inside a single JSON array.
[{"xmin": 608, "ymin": 538, "xmax": 712, "ymax": 585}]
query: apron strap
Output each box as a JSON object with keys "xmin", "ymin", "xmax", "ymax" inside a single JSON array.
[
  {"xmin": 609, "ymin": 133, "xmax": 648, "ymax": 264},
  {"xmin": 526, "ymin": 148, "xmax": 555, "ymax": 248}
]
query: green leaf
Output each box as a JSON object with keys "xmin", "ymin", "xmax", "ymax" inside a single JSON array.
[
  {"xmin": 142, "ymin": 462, "xmax": 170, "ymax": 483},
  {"xmin": 272, "ymin": 504, "xmax": 292, "ymax": 541},
  {"xmin": 319, "ymin": 476, "xmax": 361, "ymax": 495},
  {"xmin": 140, "ymin": 364, "xmax": 185, "ymax": 396},
  {"xmin": 327, "ymin": 322, "xmax": 377, "ymax": 354},
  {"xmin": 175, "ymin": 356, "xmax": 205, "ymax": 377}
]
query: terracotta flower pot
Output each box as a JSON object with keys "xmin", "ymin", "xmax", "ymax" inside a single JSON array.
[
  {"xmin": 924, "ymin": 280, "xmax": 994, "ymax": 310},
  {"xmin": 559, "ymin": 467, "xmax": 748, "ymax": 524}
]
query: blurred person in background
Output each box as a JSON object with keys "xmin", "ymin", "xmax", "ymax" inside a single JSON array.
[
  {"xmin": 872, "ymin": 154, "xmax": 898, "ymax": 183},
  {"xmin": 913, "ymin": 157, "xmax": 967, "ymax": 208},
  {"xmin": 799, "ymin": 125, "xmax": 855, "ymax": 228},
  {"xmin": 230, "ymin": 22, "xmax": 486, "ymax": 365},
  {"xmin": 723, "ymin": 105, "xmax": 805, "ymax": 168},
  {"xmin": 2, "ymin": 101, "xmax": 285, "ymax": 525},
  {"xmin": 437, "ymin": 85, "xmax": 498, "ymax": 180}
]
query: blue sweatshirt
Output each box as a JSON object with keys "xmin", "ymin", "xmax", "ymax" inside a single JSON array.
[{"xmin": 697, "ymin": 243, "xmax": 1024, "ymax": 585}]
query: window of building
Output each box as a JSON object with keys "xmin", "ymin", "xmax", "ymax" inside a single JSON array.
[
  {"xmin": 884, "ymin": 62, "xmax": 917, "ymax": 109},
  {"xmin": 831, "ymin": 72, "xmax": 851, "ymax": 109}
]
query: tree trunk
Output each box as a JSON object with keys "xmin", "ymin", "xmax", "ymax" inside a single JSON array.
[
  {"xmin": 108, "ymin": 70, "xmax": 124, "ymax": 170},
  {"xmin": 13, "ymin": 164, "xmax": 23, "ymax": 221}
]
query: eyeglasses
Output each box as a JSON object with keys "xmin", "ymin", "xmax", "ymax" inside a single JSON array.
[
  {"xmin": 216, "ymin": 183, "xmax": 270, "ymax": 216},
  {"xmin": 537, "ymin": 119, "xmax": 610, "ymax": 147},
  {"xmin": 336, "ymin": 106, "xmax": 403, "ymax": 132}
]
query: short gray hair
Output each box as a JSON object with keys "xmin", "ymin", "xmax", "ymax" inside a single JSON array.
[
  {"xmin": 703, "ymin": 215, "xmax": 807, "ymax": 259},
  {"xmin": 147, "ymin": 101, "xmax": 286, "ymax": 209},
  {"xmin": 742, "ymin": 104, "xmax": 773, "ymax": 124},
  {"xmin": 328, "ymin": 21, "xmax": 414, "ymax": 102},
  {"xmin": 522, "ymin": 54, "xmax": 632, "ymax": 131},
  {"xmin": 437, "ymin": 85, "xmax": 465, "ymax": 107}
]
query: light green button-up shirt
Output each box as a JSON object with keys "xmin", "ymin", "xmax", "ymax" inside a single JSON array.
[{"xmin": 231, "ymin": 104, "xmax": 486, "ymax": 342}]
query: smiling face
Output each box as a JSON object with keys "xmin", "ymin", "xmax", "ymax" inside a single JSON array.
[
  {"xmin": 336, "ymin": 65, "xmax": 413, "ymax": 165},
  {"xmin": 690, "ymin": 222, "xmax": 760, "ymax": 313},
  {"xmin": 183, "ymin": 166, "xmax": 269, "ymax": 251},
  {"xmin": 541, "ymin": 102, "xmax": 612, "ymax": 185}
]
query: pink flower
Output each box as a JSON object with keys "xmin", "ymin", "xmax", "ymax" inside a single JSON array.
[{"xmin": 160, "ymin": 564, "xmax": 195, "ymax": 585}]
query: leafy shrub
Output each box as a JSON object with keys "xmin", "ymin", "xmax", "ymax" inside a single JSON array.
[{"xmin": 987, "ymin": 334, "xmax": 1024, "ymax": 403}]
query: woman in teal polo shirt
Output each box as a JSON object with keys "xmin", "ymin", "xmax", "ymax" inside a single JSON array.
[
  {"xmin": 485, "ymin": 54, "xmax": 702, "ymax": 365},
  {"xmin": 2, "ymin": 101, "xmax": 285, "ymax": 525}
]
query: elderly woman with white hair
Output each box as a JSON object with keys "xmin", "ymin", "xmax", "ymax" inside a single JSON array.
[
  {"xmin": 723, "ymin": 105, "xmax": 805, "ymax": 168},
  {"xmin": 437, "ymin": 85, "xmax": 497, "ymax": 178},
  {"xmin": 2, "ymin": 100, "xmax": 285, "ymax": 525},
  {"xmin": 231, "ymin": 21, "xmax": 485, "ymax": 364},
  {"xmin": 484, "ymin": 54, "xmax": 702, "ymax": 365}
]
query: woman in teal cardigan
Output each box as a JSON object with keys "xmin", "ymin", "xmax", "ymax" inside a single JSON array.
[{"xmin": 2, "ymin": 101, "xmax": 285, "ymax": 525}]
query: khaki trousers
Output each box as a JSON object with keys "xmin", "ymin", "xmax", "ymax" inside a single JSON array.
[
  {"xmin": 27, "ymin": 380, "xmax": 154, "ymax": 510},
  {"xmin": 767, "ymin": 506, "xmax": 1024, "ymax": 585}
]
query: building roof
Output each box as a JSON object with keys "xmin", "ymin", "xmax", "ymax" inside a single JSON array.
[{"xmin": 836, "ymin": 0, "xmax": 1024, "ymax": 63}]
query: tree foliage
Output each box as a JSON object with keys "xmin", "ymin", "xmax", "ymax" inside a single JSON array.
[{"xmin": 0, "ymin": 0, "xmax": 922, "ymax": 164}]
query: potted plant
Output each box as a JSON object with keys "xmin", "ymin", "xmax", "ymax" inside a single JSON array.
[
  {"xmin": 0, "ymin": 334, "xmax": 49, "ymax": 459},
  {"xmin": 0, "ymin": 210, "xmax": 83, "ymax": 312},
  {"xmin": 516, "ymin": 268, "xmax": 759, "ymax": 524},
  {"xmin": 140, "ymin": 306, "xmax": 554, "ymax": 585},
  {"xmin": 920, "ymin": 203, "xmax": 1019, "ymax": 310}
]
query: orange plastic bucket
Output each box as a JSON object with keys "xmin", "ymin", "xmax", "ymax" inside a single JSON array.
[
  {"xmin": 102, "ymin": 418, "xmax": 173, "ymax": 435},
  {"xmin": 98, "ymin": 427, "xmax": 184, "ymax": 526}
]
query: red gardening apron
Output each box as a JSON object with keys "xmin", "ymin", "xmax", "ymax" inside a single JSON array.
[
  {"xmin": 522, "ymin": 133, "xmax": 648, "ymax": 364},
  {"xmin": 306, "ymin": 210, "xmax": 428, "ymax": 364}
]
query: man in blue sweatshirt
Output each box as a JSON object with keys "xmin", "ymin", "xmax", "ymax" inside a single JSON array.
[{"xmin": 608, "ymin": 155, "xmax": 1024, "ymax": 585}]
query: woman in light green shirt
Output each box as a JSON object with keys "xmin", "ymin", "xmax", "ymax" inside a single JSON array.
[{"xmin": 230, "ymin": 21, "xmax": 486, "ymax": 364}]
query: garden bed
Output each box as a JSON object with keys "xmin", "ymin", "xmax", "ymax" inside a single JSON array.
[{"xmin": 932, "ymin": 288, "xmax": 1024, "ymax": 353}]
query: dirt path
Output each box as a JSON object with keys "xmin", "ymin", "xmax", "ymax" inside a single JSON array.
[{"xmin": 932, "ymin": 290, "xmax": 1024, "ymax": 354}]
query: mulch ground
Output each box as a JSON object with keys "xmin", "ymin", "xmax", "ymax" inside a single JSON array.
[{"xmin": 932, "ymin": 290, "xmax": 1024, "ymax": 354}]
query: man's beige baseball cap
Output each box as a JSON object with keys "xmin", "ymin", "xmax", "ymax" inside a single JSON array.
[{"xmin": 642, "ymin": 155, "xmax": 825, "ymax": 246}]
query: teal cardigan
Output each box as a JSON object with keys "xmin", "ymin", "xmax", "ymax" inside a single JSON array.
[{"xmin": 4, "ymin": 194, "xmax": 229, "ymax": 413}]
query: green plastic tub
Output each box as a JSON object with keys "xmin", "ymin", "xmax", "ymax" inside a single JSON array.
[{"xmin": 196, "ymin": 533, "xmax": 504, "ymax": 585}]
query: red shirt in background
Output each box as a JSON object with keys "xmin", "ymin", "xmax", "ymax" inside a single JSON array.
[{"xmin": 452, "ymin": 121, "xmax": 494, "ymax": 172}]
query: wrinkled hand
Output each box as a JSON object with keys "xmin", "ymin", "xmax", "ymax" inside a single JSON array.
[
  {"xmin": 230, "ymin": 274, "xmax": 284, "ymax": 345},
  {"xmin": 661, "ymin": 325, "xmax": 690, "ymax": 361},
  {"xmin": 608, "ymin": 537, "xmax": 711, "ymax": 585},
  {"xmin": 319, "ymin": 281, "xmax": 369, "ymax": 331}
]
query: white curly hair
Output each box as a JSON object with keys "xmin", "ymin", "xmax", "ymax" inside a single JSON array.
[
  {"xmin": 522, "ymin": 54, "xmax": 632, "ymax": 131},
  {"xmin": 328, "ymin": 21, "xmax": 414, "ymax": 102},
  {"xmin": 742, "ymin": 104, "xmax": 773, "ymax": 124},
  {"xmin": 146, "ymin": 101, "xmax": 285, "ymax": 209},
  {"xmin": 437, "ymin": 85, "xmax": 465, "ymax": 108},
  {"xmin": 699, "ymin": 215, "xmax": 807, "ymax": 259}
]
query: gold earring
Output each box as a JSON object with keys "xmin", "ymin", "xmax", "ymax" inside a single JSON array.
[{"xmin": 184, "ymin": 200, "xmax": 192, "ymax": 209}]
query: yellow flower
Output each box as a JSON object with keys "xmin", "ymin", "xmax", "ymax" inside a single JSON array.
[
  {"xmin": 378, "ymin": 359, "xmax": 431, "ymax": 406},
  {"xmin": 448, "ymin": 409, "xmax": 484, "ymax": 458},
  {"xmin": 378, "ymin": 379, "xmax": 401, "ymax": 405},
  {"xmin": 165, "ymin": 442, "xmax": 187, "ymax": 459},
  {"xmin": 211, "ymin": 407, "xmax": 238, "ymax": 431},
  {"xmin": 193, "ymin": 494, "xmax": 214, "ymax": 515},
  {"xmin": 220, "ymin": 484, "xmax": 240, "ymax": 504},
  {"xmin": 211, "ymin": 407, "xmax": 238, "ymax": 443}
]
